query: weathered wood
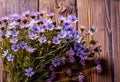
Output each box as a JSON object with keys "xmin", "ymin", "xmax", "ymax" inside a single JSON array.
[
  {"xmin": 77, "ymin": 0, "xmax": 111, "ymax": 82},
  {"xmin": 111, "ymin": 0, "xmax": 120, "ymax": 82}
]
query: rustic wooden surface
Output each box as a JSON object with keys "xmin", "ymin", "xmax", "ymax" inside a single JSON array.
[{"xmin": 0, "ymin": 0, "xmax": 120, "ymax": 82}]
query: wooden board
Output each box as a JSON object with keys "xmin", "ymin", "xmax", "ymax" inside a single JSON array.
[
  {"xmin": 77, "ymin": 0, "xmax": 112, "ymax": 82},
  {"xmin": 111, "ymin": 0, "xmax": 120, "ymax": 82}
]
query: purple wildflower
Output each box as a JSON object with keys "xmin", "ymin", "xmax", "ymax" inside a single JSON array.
[
  {"xmin": 58, "ymin": 15, "xmax": 66, "ymax": 22},
  {"xmin": 78, "ymin": 73, "xmax": 84, "ymax": 82},
  {"xmin": 69, "ymin": 56, "xmax": 75, "ymax": 63},
  {"xmin": 31, "ymin": 25, "xmax": 40, "ymax": 33},
  {"xmin": 57, "ymin": 30, "xmax": 67, "ymax": 39},
  {"xmin": 28, "ymin": 32, "xmax": 38, "ymax": 40},
  {"xmin": 12, "ymin": 30, "xmax": 19, "ymax": 36},
  {"xmin": 38, "ymin": 36, "xmax": 47, "ymax": 43},
  {"xmin": 80, "ymin": 59, "xmax": 86, "ymax": 66},
  {"xmin": 26, "ymin": 46, "xmax": 35, "ymax": 52},
  {"xmin": 11, "ymin": 44, "xmax": 19, "ymax": 52},
  {"xmin": 94, "ymin": 57, "xmax": 100, "ymax": 64},
  {"xmin": 5, "ymin": 30, "xmax": 12, "ymax": 38},
  {"xmin": 79, "ymin": 53, "xmax": 88, "ymax": 60},
  {"xmin": 6, "ymin": 54, "xmax": 14, "ymax": 62},
  {"xmin": 52, "ymin": 37, "xmax": 61, "ymax": 44},
  {"xmin": 61, "ymin": 56, "xmax": 66, "ymax": 64},
  {"xmin": 96, "ymin": 64, "xmax": 102, "ymax": 73},
  {"xmin": 68, "ymin": 15, "xmax": 78, "ymax": 23},
  {"xmin": 66, "ymin": 69, "xmax": 72, "ymax": 77},
  {"xmin": 51, "ymin": 59, "xmax": 61, "ymax": 67},
  {"xmin": 22, "ymin": 10, "xmax": 30, "ymax": 16},
  {"xmin": 2, "ymin": 49, "xmax": 8, "ymax": 57},
  {"xmin": 25, "ymin": 67, "xmax": 34, "ymax": 77},
  {"xmin": 19, "ymin": 41, "xmax": 28, "ymax": 49},
  {"xmin": 9, "ymin": 36, "xmax": 18, "ymax": 43},
  {"xmin": 62, "ymin": 20, "xmax": 71, "ymax": 27},
  {"xmin": 30, "ymin": 12, "xmax": 37, "ymax": 18},
  {"xmin": 47, "ymin": 12, "xmax": 55, "ymax": 17},
  {"xmin": 46, "ymin": 23, "xmax": 54, "ymax": 31},
  {"xmin": 38, "ymin": 10, "xmax": 45, "ymax": 15},
  {"xmin": 85, "ymin": 29, "xmax": 93, "ymax": 35},
  {"xmin": 69, "ymin": 48, "xmax": 75, "ymax": 56}
]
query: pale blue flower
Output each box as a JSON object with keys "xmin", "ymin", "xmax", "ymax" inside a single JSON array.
[
  {"xmin": 38, "ymin": 36, "xmax": 47, "ymax": 43},
  {"xmin": 9, "ymin": 36, "xmax": 18, "ymax": 43},
  {"xmin": 2, "ymin": 49, "xmax": 8, "ymax": 57},
  {"xmin": 25, "ymin": 67, "xmax": 34, "ymax": 77},
  {"xmin": 6, "ymin": 54, "xmax": 14, "ymax": 62},
  {"xmin": 11, "ymin": 44, "xmax": 19, "ymax": 52}
]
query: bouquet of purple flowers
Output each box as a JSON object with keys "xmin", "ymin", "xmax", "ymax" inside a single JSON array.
[{"xmin": 0, "ymin": 10, "xmax": 102, "ymax": 82}]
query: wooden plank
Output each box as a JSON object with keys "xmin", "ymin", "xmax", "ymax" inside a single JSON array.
[
  {"xmin": 0, "ymin": 0, "xmax": 38, "ymax": 16},
  {"xmin": 77, "ymin": 0, "xmax": 111, "ymax": 82},
  {"xmin": 111, "ymin": 0, "xmax": 120, "ymax": 82}
]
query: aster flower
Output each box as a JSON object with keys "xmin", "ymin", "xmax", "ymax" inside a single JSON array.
[
  {"xmin": 85, "ymin": 29, "xmax": 93, "ymax": 35},
  {"xmin": 57, "ymin": 30, "xmax": 67, "ymax": 39},
  {"xmin": 68, "ymin": 48, "xmax": 75, "ymax": 56},
  {"xmin": 78, "ymin": 73, "xmax": 84, "ymax": 82},
  {"xmin": 61, "ymin": 56, "xmax": 66, "ymax": 64},
  {"xmin": 5, "ymin": 30, "xmax": 12, "ymax": 38},
  {"xmin": 47, "ymin": 12, "xmax": 55, "ymax": 17},
  {"xmin": 94, "ymin": 58, "xmax": 100, "ymax": 64},
  {"xmin": 58, "ymin": 15, "xmax": 66, "ymax": 22},
  {"xmin": 38, "ymin": 36, "xmax": 47, "ymax": 43},
  {"xmin": 52, "ymin": 37, "xmax": 61, "ymax": 44},
  {"xmin": 96, "ymin": 64, "xmax": 102, "ymax": 73},
  {"xmin": 66, "ymin": 68, "xmax": 72, "ymax": 77},
  {"xmin": 31, "ymin": 25, "xmax": 40, "ymax": 33},
  {"xmin": 62, "ymin": 20, "xmax": 71, "ymax": 27},
  {"xmin": 19, "ymin": 41, "xmax": 28, "ymax": 49},
  {"xmin": 38, "ymin": 10, "xmax": 45, "ymax": 16},
  {"xmin": 6, "ymin": 54, "xmax": 14, "ymax": 62},
  {"xmin": 69, "ymin": 56, "xmax": 75, "ymax": 63},
  {"xmin": 11, "ymin": 44, "xmax": 19, "ymax": 52},
  {"xmin": 22, "ymin": 10, "xmax": 30, "ymax": 17},
  {"xmin": 7, "ymin": 21, "xmax": 18, "ymax": 29},
  {"xmin": 46, "ymin": 23, "xmax": 54, "ymax": 31},
  {"xmin": 25, "ymin": 67, "xmax": 34, "ymax": 77},
  {"xmin": 9, "ymin": 14, "xmax": 20, "ymax": 21},
  {"xmin": 68, "ymin": 15, "xmax": 78, "ymax": 23},
  {"xmin": 2, "ymin": 49, "xmax": 8, "ymax": 57},
  {"xmin": 28, "ymin": 32, "xmax": 38, "ymax": 40},
  {"xmin": 26, "ymin": 46, "xmax": 35, "ymax": 52},
  {"xmin": 30, "ymin": 12, "xmax": 37, "ymax": 18},
  {"xmin": 79, "ymin": 26, "xmax": 85, "ymax": 32},
  {"xmin": 11, "ymin": 30, "xmax": 19, "ymax": 36},
  {"xmin": 51, "ymin": 59, "xmax": 61, "ymax": 67},
  {"xmin": 9, "ymin": 36, "xmax": 18, "ymax": 43}
]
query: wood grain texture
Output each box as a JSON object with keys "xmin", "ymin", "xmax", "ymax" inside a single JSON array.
[
  {"xmin": 111, "ymin": 0, "xmax": 120, "ymax": 82},
  {"xmin": 77, "ymin": 0, "xmax": 112, "ymax": 82},
  {"xmin": 0, "ymin": 0, "xmax": 38, "ymax": 17}
]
